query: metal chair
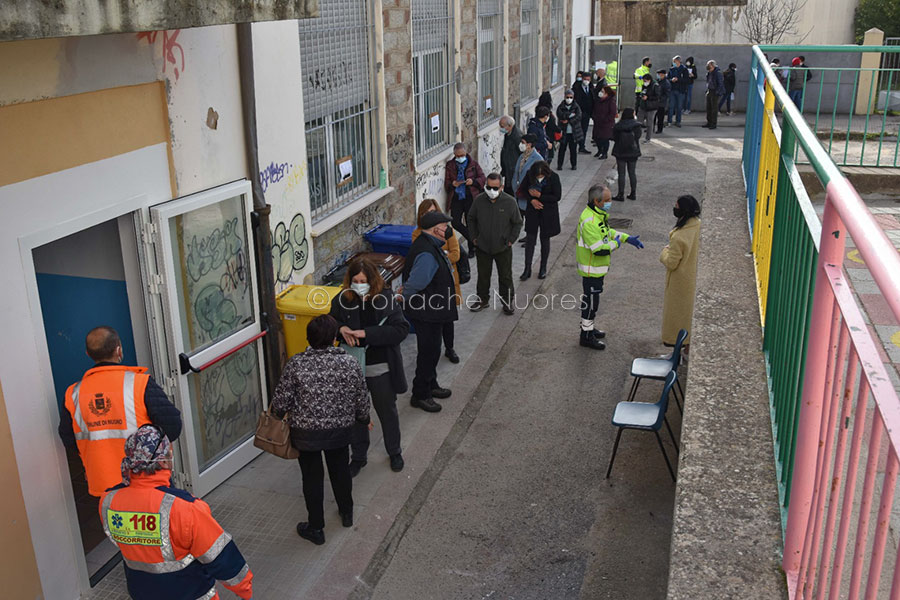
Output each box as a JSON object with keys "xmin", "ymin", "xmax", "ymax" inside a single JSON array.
[
  {"xmin": 606, "ymin": 372, "xmax": 678, "ymax": 482},
  {"xmin": 626, "ymin": 328, "xmax": 688, "ymax": 413}
]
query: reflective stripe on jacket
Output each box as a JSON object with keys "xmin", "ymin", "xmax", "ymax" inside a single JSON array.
[
  {"xmin": 100, "ymin": 471, "xmax": 253, "ymax": 600},
  {"xmin": 576, "ymin": 205, "xmax": 629, "ymax": 278},
  {"xmin": 64, "ymin": 365, "xmax": 152, "ymax": 496}
]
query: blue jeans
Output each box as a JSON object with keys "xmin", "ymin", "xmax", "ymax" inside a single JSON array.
[
  {"xmin": 685, "ymin": 84, "xmax": 694, "ymax": 111},
  {"xmin": 789, "ymin": 89, "xmax": 803, "ymax": 110},
  {"xmin": 668, "ymin": 91, "xmax": 684, "ymax": 124}
]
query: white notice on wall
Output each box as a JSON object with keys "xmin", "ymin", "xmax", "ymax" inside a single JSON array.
[
  {"xmin": 594, "ymin": 61, "xmax": 602, "ymax": 71},
  {"xmin": 336, "ymin": 156, "xmax": 353, "ymax": 187},
  {"xmin": 485, "ymin": 96, "xmax": 493, "ymax": 113},
  {"xmin": 430, "ymin": 112, "xmax": 441, "ymax": 134}
]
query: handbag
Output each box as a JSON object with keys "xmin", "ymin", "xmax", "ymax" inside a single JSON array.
[
  {"xmin": 456, "ymin": 246, "xmax": 471, "ymax": 284},
  {"xmin": 253, "ymin": 411, "xmax": 299, "ymax": 459},
  {"xmin": 340, "ymin": 315, "xmax": 388, "ymax": 372}
]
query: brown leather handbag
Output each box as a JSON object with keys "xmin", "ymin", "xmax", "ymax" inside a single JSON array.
[{"xmin": 253, "ymin": 411, "xmax": 299, "ymax": 459}]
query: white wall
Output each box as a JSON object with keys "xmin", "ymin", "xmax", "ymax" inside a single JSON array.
[{"xmin": 570, "ymin": 0, "xmax": 592, "ymax": 85}]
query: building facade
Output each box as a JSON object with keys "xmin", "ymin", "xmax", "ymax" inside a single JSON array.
[{"xmin": 0, "ymin": 1, "xmax": 587, "ymax": 596}]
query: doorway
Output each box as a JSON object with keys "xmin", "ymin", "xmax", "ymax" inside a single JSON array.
[{"xmin": 32, "ymin": 214, "xmax": 152, "ymax": 582}]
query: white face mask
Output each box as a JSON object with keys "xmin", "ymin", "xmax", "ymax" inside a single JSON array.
[
  {"xmin": 485, "ymin": 188, "xmax": 500, "ymax": 199},
  {"xmin": 565, "ymin": 98, "xmax": 573, "ymax": 104},
  {"xmin": 599, "ymin": 92, "xmax": 607, "ymax": 99},
  {"xmin": 536, "ymin": 176, "xmax": 545, "ymax": 183},
  {"xmin": 519, "ymin": 142, "xmax": 527, "ymax": 152},
  {"xmin": 351, "ymin": 282, "xmax": 370, "ymax": 297}
]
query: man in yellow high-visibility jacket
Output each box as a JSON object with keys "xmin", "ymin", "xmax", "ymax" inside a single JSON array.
[{"xmin": 633, "ymin": 56, "xmax": 652, "ymax": 106}]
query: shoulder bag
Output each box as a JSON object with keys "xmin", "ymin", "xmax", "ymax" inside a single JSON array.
[{"xmin": 253, "ymin": 411, "xmax": 299, "ymax": 459}]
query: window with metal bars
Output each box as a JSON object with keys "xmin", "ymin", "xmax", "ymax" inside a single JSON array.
[
  {"xmin": 298, "ymin": 0, "xmax": 378, "ymax": 223},
  {"xmin": 477, "ymin": 0, "xmax": 503, "ymax": 124},
  {"xmin": 412, "ymin": 0, "xmax": 456, "ymax": 160},
  {"xmin": 550, "ymin": 0, "xmax": 563, "ymax": 87},
  {"xmin": 520, "ymin": 0, "xmax": 539, "ymax": 101}
]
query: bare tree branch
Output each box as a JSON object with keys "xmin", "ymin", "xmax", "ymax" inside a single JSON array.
[{"xmin": 735, "ymin": 0, "xmax": 811, "ymax": 45}]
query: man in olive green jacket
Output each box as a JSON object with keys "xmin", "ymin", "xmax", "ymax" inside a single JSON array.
[{"xmin": 468, "ymin": 172, "xmax": 523, "ymax": 314}]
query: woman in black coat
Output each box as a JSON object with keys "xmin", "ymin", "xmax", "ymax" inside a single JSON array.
[
  {"xmin": 517, "ymin": 160, "xmax": 561, "ymax": 280},
  {"xmin": 611, "ymin": 108, "xmax": 643, "ymax": 201},
  {"xmin": 329, "ymin": 257, "xmax": 409, "ymax": 476}
]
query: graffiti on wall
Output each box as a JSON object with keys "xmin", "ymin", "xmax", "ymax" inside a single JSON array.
[
  {"xmin": 479, "ymin": 128, "xmax": 503, "ymax": 176},
  {"xmin": 272, "ymin": 213, "xmax": 310, "ymax": 284},
  {"xmin": 259, "ymin": 161, "xmax": 290, "ymax": 194},
  {"xmin": 307, "ymin": 60, "xmax": 354, "ymax": 93},
  {"xmin": 352, "ymin": 204, "xmax": 388, "ymax": 236},
  {"xmin": 136, "ymin": 30, "xmax": 186, "ymax": 81}
]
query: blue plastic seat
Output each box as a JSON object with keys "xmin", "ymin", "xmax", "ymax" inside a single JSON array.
[
  {"xmin": 626, "ymin": 328, "xmax": 688, "ymax": 413},
  {"xmin": 606, "ymin": 372, "xmax": 679, "ymax": 482}
]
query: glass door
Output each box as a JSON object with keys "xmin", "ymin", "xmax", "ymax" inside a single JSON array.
[
  {"xmin": 150, "ymin": 180, "xmax": 265, "ymax": 497},
  {"xmin": 582, "ymin": 35, "xmax": 623, "ymax": 93}
]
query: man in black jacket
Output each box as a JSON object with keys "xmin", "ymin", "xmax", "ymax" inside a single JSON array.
[
  {"xmin": 573, "ymin": 70, "xmax": 594, "ymax": 153},
  {"xmin": 401, "ymin": 211, "xmax": 458, "ymax": 413},
  {"xmin": 499, "ymin": 115, "xmax": 523, "ymax": 196},
  {"xmin": 655, "ymin": 69, "xmax": 671, "ymax": 134},
  {"xmin": 637, "ymin": 73, "xmax": 660, "ymax": 142}
]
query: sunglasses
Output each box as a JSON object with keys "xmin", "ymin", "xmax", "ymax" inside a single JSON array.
[{"xmin": 486, "ymin": 185, "xmax": 501, "ymax": 191}]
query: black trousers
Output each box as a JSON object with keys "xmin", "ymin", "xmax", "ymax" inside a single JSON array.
[
  {"xmin": 581, "ymin": 276, "xmax": 605, "ymax": 321},
  {"xmin": 351, "ymin": 372, "xmax": 401, "ymax": 462},
  {"xmin": 442, "ymin": 321, "xmax": 454, "ymax": 350},
  {"xmin": 706, "ymin": 91, "xmax": 719, "ymax": 127},
  {"xmin": 557, "ymin": 133, "xmax": 578, "ymax": 168},
  {"xmin": 297, "ymin": 446, "xmax": 352, "ymax": 530},
  {"xmin": 409, "ymin": 318, "xmax": 444, "ymax": 399},
  {"xmin": 580, "ymin": 114, "xmax": 591, "ymax": 149},
  {"xmin": 654, "ymin": 107, "xmax": 666, "ymax": 133},
  {"xmin": 524, "ymin": 233, "xmax": 551, "ymax": 271},
  {"xmin": 475, "ymin": 247, "xmax": 514, "ymax": 305},
  {"xmin": 596, "ymin": 138, "xmax": 610, "ymax": 156},
  {"xmin": 450, "ymin": 196, "xmax": 474, "ymax": 251},
  {"xmin": 616, "ymin": 159, "xmax": 637, "ymax": 198}
]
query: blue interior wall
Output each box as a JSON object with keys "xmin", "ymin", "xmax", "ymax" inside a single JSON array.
[{"xmin": 35, "ymin": 273, "xmax": 137, "ymax": 410}]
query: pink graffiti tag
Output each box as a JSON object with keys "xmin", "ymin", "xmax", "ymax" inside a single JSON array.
[{"xmin": 136, "ymin": 30, "xmax": 186, "ymax": 81}]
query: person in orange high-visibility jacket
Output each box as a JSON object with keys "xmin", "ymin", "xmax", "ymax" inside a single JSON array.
[
  {"xmin": 59, "ymin": 326, "xmax": 181, "ymax": 497},
  {"xmin": 101, "ymin": 425, "xmax": 253, "ymax": 600}
]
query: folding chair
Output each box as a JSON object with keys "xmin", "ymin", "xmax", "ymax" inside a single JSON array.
[
  {"xmin": 606, "ymin": 371, "xmax": 679, "ymax": 482},
  {"xmin": 626, "ymin": 328, "xmax": 688, "ymax": 413}
]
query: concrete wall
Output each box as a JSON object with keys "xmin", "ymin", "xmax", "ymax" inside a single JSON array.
[{"xmin": 0, "ymin": 0, "xmax": 318, "ymax": 41}]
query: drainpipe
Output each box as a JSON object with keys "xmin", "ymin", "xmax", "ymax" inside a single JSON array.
[{"xmin": 237, "ymin": 23, "xmax": 283, "ymax": 395}]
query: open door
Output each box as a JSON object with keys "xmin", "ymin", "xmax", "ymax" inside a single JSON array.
[
  {"xmin": 580, "ymin": 35, "xmax": 623, "ymax": 92},
  {"xmin": 149, "ymin": 180, "xmax": 266, "ymax": 497}
]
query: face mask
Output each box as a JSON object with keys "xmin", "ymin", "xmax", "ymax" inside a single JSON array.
[
  {"xmin": 599, "ymin": 92, "xmax": 607, "ymax": 99},
  {"xmin": 673, "ymin": 207, "xmax": 686, "ymax": 218},
  {"xmin": 536, "ymin": 176, "xmax": 545, "ymax": 183},
  {"xmin": 444, "ymin": 225, "xmax": 454, "ymax": 240},
  {"xmin": 486, "ymin": 188, "xmax": 500, "ymax": 199},
  {"xmin": 583, "ymin": 80, "xmax": 591, "ymax": 86},
  {"xmin": 455, "ymin": 156, "xmax": 466, "ymax": 163},
  {"xmin": 602, "ymin": 202, "xmax": 612, "ymax": 212},
  {"xmin": 519, "ymin": 142, "xmax": 527, "ymax": 152},
  {"xmin": 503, "ymin": 127, "xmax": 510, "ymax": 135},
  {"xmin": 351, "ymin": 282, "xmax": 370, "ymax": 297},
  {"xmin": 565, "ymin": 98, "xmax": 573, "ymax": 105}
]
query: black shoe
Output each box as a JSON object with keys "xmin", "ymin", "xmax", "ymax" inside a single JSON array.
[
  {"xmin": 579, "ymin": 148, "xmax": 591, "ymax": 154},
  {"xmin": 390, "ymin": 454, "xmax": 405, "ymax": 472},
  {"xmin": 627, "ymin": 193, "xmax": 636, "ymax": 200},
  {"xmin": 518, "ymin": 235, "xmax": 528, "ymax": 243},
  {"xmin": 297, "ymin": 522, "xmax": 325, "ymax": 545},
  {"xmin": 708, "ymin": 126, "xmax": 717, "ymax": 130},
  {"xmin": 675, "ymin": 123, "xmax": 682, "ymax": 128},
  {"xmin": 612, "ymin": 195, "xmax": 625, "ymax": 202},
  {"xmin": 538, "ymin": 267, "xmax": 547, "ymax": 279},
  {"xmin": 520, "ymin": 268, "xmax": 532, "ymax": 281},
  {"xmin": 599, "ymin": 154, "xmax": 608, "ymax": 159},
  {"xmin": 579, "ymin": 331, "xmax": 606, "ymax": 350},
  {"xmin": 594, "ymin": 150, "xmax": 603, "ymax": 158},
  {"xmin": 591, "ymin": 329, "xmax": 607, "ymax": 339},
  {"xmin": 340, "ymin": 512, "xmax": 353, "ymax": 528},
  {"xmin": 469, "ymin": 299, "xmax": 489, "ymax": 312},
  {"xmin": 431, "ymin": 386, "xmax": 452, "ymax": 399},
  {"xmin": 410, "ymin": 396, "xmax": 442, "ymax": 412},
  {"xmin": 503, "ymin": 304, "xmax": 515, "ymax": 315},
  {"xmin": 556, "ymin": 163, "xmax": 564, "ymax": 170},
  {"xmin": 571, "ymin": 165, "xmax": 577, "ymax": 170},
  {"xmin": 349, "ymin": 460, "xmax": 367, "ymax": 478},
  {"xmin": 701, "ymin": 123, "xmax": 710, "ymax": 128},
  {"xmin": 445, "ymin": 348, "xmax": 460, "ymax": 363}
]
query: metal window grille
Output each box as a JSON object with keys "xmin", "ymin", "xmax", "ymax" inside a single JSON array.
[
  {"xmin": 880, "ymin": 37, "xmax": 900, "ymax": 93},
  {"xmin": 478, "ymin": 0, "xmax": 503, "ymax": 123},
  {"xmin": 412, "ymin": 0, "xmax": 456, "ymax": 160},
  {"xmin": 549, "ymin": 0, "xmax": 563, "ymax": 86},
  {"xmin": 298, "ymin": 0, "xmax": 378, "ymax": 223},
  {"xmin": 520, "ymin": 0, "xmax": 539, "ymax": 101}
]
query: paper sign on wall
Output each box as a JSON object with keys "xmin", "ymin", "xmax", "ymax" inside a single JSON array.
[
  {"xmin": 485, "ymin": 96, "xmax": 493, "ymax": 113},
  {"xmin": 430, "ymin": 112, "xmax": 441, "ymax": 134},
  {"xmin": 336, "ymin": 156, "xmax": 353, "ymax": 188}
]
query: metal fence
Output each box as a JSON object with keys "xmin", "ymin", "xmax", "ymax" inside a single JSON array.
[
  {"xmin": 477, "ymin": 0, "xmax": 503, "ymax": 124},
  {"xmin": 549, "ymin": 0, "xmax": 563, "ymax": 87},
  {"xmin": 520, "ymin": 0, "xmax": 539, "ymax": 101},
  {"xmin": 880, "ymin": 37, "xmax": 900, "ymax": 93},
  {"xmin": 743, "ymin": 44, "xmax": 900, "ymax": 599},
  {"xmin": 412, "ymin": 0, "xmax": 455, "ymax": 160}
]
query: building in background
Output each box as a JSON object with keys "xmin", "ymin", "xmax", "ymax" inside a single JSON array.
[{"xmin": 0, "ymin": 0, "xmax": 583, "ymax": 596}]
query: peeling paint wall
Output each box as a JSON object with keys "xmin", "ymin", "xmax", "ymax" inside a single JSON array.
[{"xmin": 669, "ymin": 6, "xmax": 744, "ymax": 45}]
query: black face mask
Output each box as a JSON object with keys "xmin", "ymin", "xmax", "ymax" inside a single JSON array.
[
  {"xmin": 444, "ymin": 225, "xmax": 454, "ymax": 240},
  {"xmin": 673, "ymin": 207, "xmax": 686, "ymax": 218}
]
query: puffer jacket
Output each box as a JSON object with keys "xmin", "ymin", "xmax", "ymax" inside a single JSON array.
[
  {"xmin": 271, "ymin": 347, "xmax": 370, "ymax": 451},
  {"xmin": 556, "ymin": 100, "xmax": 584, "ymax": 144},
  {"xmin": 611, "ymin": 119, "xmax": 643, "ymax": 160}
]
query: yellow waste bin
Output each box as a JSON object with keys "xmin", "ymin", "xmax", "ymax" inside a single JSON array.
[{"xmin": 275, "ymin": 284, "xmax": 342, "ymax": 357}]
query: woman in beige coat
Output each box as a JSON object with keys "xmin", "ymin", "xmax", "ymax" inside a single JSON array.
[
  {"xmin": 660, "ymin": 194, "xmax": 702, "ymax": 351},
  {"xmin": 412, "ymin": 198, "xmax": 462, "ymax": 363}
]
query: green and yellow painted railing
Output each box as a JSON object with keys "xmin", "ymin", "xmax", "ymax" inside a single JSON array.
[{"xmin": 743, "ymin": 45, "xmax": 900, "ymax": 598}]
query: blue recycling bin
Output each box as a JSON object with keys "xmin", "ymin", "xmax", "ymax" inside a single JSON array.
[{"xmin": 364, "ymin": 224, "xmax": 415, "ymax": 256}]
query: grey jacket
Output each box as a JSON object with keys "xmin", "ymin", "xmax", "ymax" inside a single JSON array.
[{"xmin": 468, "ymin": 190, "xmax": 524, "ymax": 255}]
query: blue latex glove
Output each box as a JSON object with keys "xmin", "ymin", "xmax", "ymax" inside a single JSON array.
[{"xmin": 625, "ymin": 235, "xmax": 644, "ymax": 249}]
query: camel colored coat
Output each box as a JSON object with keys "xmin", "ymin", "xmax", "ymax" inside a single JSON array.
[
  {"xmin": 659, "ymin": 217, "xmax": 701, "ymax": 346},
  {"xmin": 411, "ymin": 227, "xmax": 462, "ymax": 305}
]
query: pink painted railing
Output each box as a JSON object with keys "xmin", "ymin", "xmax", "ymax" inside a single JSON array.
[{"xmin": 783, "ymin": 179, "xmax": 900, "ymax": 599}]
